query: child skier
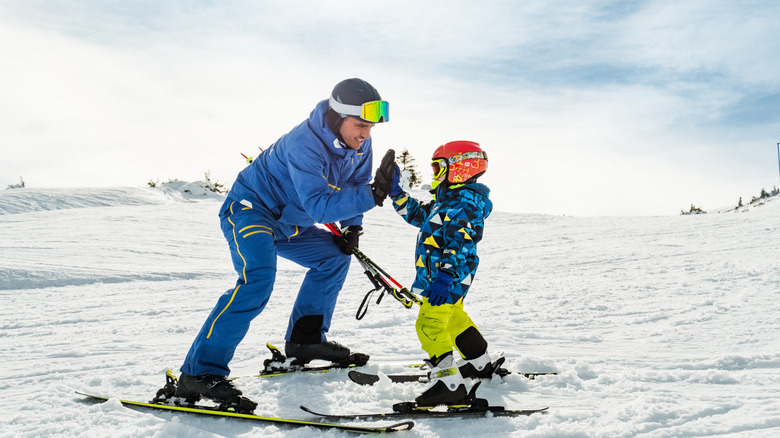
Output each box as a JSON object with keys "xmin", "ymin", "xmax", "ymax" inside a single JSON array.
[{"xmin": 387, "ymin": 140, "xmax": 499, "ymax": 407}]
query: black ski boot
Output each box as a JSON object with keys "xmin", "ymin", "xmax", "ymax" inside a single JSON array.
[
  {"xmin": 285, "ymin": 340, "xmax": 368, "ymax": 366},
  {"xmin": 174, "ymin": 373, "xmax": 257, "ymax": 413},
  {"xmin": 415, "ymin": 353, "xmax": 467, "ymax": 407}
]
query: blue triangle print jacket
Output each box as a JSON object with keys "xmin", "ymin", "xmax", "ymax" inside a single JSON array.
[{"xmin": 390, "ymin": 182, "xmax": 492, "ymax": 303}]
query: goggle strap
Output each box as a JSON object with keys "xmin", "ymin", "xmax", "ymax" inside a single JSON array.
[
  {"xmin": 447, "ymin": 151, "xmax": 487, "ymax": 164},
  {"xmin": 329, "ymin": 97, "xmax": 363, "ymax": 117}
]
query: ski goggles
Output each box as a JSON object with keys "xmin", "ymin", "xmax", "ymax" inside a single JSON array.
[
  {"xmin": 431, "ymin": 158, "xmax": 448, "ymax": 179},
  {"xmin": 431, "ymin": 151, "xmax": 488, "ymax": 178},
  {"xmin": 328, "ymin": 98, "xmax": 389, "ymax": 123}
]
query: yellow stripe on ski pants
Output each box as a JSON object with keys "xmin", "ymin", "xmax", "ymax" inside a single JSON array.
[{"xmin": 415, "ymin": 298, "xmax": 480, "ymax": 360}]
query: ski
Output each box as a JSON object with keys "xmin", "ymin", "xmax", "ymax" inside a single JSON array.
[
  {"xmin": 77, "ymin": 368, "xmax": 413, "ymax": 433},
  {"xmin": 233, "ymin": 343, "xmax": 370, "ymax": 379},
  {"xmin": 300, "ymin": 381, "xmax": 547, "ymax": 420},
  {"xmin": 349, "ymin": 371, "xmax": 426, "ymax": 385},
  {"xmin": 348, "ymin": 370, "xmax": 557, "ymax": 386},
  {"xmin": 300, "ymin": 404, "xmax": 548, "ymax": 420},
  {"xmin": 77, "ymin": 391, "xmax": 413, "ymax": 433}
]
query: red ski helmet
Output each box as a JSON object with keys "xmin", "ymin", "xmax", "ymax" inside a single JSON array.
[{"xmin": 431, "ymin": 141, "xmax": 488, "ymax": 184}]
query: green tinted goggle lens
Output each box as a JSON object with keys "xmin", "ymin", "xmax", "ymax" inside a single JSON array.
[{"xmin": 360, "ymin": 100, "xmax": 389, "ymax": 122}]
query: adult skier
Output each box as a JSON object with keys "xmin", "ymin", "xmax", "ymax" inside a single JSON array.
[
  {"xmin": 387, "ymin": 141, "xmax": 496, "ymax": 407},
  {"xmin": 174, "ymin": 78, "xmax": 397, "ymax": 408}
]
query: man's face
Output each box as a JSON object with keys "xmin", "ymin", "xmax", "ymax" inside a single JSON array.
[{"xmin": 338, "ymin": 117, "xmax": 375, "ymax": 150}]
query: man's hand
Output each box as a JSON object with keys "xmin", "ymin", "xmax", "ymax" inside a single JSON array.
[
  {"xmin": 371, "ymin": 149, "xmax": 396, "ymax": 206},
  {"xmin": 427, "ymin": 271, "xmax": 453, "ymax": 306},
  {"xmin": 334, "ymin": 225, "xmax": 362, "ymax": 255}
]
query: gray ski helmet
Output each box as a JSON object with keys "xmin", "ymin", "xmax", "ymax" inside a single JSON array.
[{"xmin": 328, "ymin": 78, "xmax": 387, "ymax": 123}]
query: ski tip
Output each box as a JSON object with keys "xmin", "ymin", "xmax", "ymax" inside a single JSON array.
[
  {"xmin": 347, "ymin": 370, "xmax": 380, "ymax": 385},
  {"xmin": 299, "ymin": 405, "xmax": 317, "ymax": 415},
  {"xmin": 300, "ymin": 406, "xmax": 415, "ymax": 432},
  {"xmin": 388, "ymin": 420, "xmax": 415, "ymax": 431},
  {"xmin": 521, "ymin": 372, "xmax": 558, "ymax": 380}
]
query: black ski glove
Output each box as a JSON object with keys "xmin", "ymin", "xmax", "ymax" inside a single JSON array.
[
  {"xmin": 334, "ymin": 225, "xmax": 363, "ymax": 255},
  {"xmin": 371, "ymin": 149, "xmax": 396, "ymax": 207}
]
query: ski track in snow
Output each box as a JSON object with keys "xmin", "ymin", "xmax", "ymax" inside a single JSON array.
[{"xmin": 1, "ymin": 187, "xmax": 779, "ymax": 437}]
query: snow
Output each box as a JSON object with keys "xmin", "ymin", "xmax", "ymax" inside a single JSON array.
[{"xmin": 1, "ymin": 185, "xmax": 779, "ymax": 437}]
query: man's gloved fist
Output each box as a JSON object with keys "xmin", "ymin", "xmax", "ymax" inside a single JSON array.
[
  {"xmin": 371, "ymin": 149, "xmax": 396, "ymax": 206},
  {"xmin": 334, "ymin": 225, "xmax": 362, "ymax": 255},
  {"xmin": 427, "ymin": 271, "xmax": 453, "ymax": 306}
]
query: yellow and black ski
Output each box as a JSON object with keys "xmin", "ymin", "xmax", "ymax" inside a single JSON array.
[
  {"xmin": 300, "ymin": 404, "xmax": 548, "ymax": 420},
  {"xmin": 77, "ymin": 391, "xmax": 414, "ymax": 434},
  {"xmin": 348, "ymin": 370, "xmax": 558, "ymax": 385},
  {"xmin": 300, "ymin": 381, "xmax": 548, "ymax": 420}
]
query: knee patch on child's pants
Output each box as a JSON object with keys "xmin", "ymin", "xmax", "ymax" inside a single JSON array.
[{"xmin": 454, "ymin": 326, "xmax": 487, "ymax": 359}]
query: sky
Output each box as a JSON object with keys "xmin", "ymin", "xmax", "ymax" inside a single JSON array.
[{"xmin": 2, "ymin": 0, "xmax": 780, "ymax": 216}]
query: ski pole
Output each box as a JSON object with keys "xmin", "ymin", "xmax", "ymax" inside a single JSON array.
[
  {"xmin": 241, "ymin": 147, "xmax": 265, "ymax": 165},
  {"xmin": 324, "ymin": 223, "xmax": 422, "ymax": 318},
  {"xmin": 350, "ymin": 248, "xmax": 423, "ymax": 310},
  {"xmin": 326, "ymin": 222, "xmax": 418, "ymax": 314},
  {"xmin": 324, "ymin": 223, "xmax": 410, "ymax": 291}
]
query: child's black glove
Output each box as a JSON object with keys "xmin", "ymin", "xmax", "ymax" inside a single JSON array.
[{"xmin": 334, "ymin": 225, "xmax": 363, "ymax": 255}]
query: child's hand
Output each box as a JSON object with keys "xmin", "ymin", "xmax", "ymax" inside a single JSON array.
[
  {"xmin": 389, "ymin": 164, "xmax": 403, "ymax": 197},
  {"xmin": 427, "ymin": 272, "xmax": 453, "ymax": 306},
  {"xmin": 371, "ymin": 149, "xmax": 396, "ymax": 206}
]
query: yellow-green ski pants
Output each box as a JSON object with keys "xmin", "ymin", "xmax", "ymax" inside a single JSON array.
[{"xmin": 416, "ymin": 297, "xmax": 481, "ymax": 360}]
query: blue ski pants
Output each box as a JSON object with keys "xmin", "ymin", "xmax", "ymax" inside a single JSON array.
[{"xmin": 181, "ymin": 200, "xmax": 351, "ymax": 376}]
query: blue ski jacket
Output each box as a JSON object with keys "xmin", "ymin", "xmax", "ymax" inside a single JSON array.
[
  {"xmin": 226, "ymin": 100, "xmax": 376, "ymax": 238},
  {"xmin": 391, "ymin": 183, "xmax": 492, "ymax": 303}
]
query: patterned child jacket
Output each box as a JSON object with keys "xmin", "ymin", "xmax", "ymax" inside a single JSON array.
[{"xmin": 390, "ymin": 182, "xmax": 492, "ymax": 304}]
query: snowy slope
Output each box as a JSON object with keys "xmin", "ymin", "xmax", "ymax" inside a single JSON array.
[{"xmin": 1, "ymin": 187, "xmax": 779, "ymax": 437}]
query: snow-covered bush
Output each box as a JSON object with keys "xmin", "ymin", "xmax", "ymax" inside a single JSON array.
[
  {"xmin": 680, "ymin": 204, "xmax": 706, "ymax": 215},
  {"xmin": 6, "ymin": 177, "xmax": 25, "ymax": 189}
]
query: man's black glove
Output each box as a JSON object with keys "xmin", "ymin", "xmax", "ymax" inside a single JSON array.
[
  {"xmin": 334, "ymin": 225, "xmax": 362, "ymax": 255},
  {"xmin": 371, "ymin": 149, "xmax": 396, "ymax": 206}
]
